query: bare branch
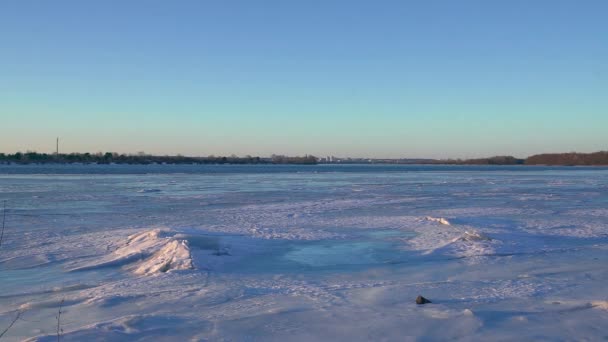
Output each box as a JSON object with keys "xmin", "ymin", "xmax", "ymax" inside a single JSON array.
[
  {"xmin": 0, "ymin": 310, "xmax": 22, "ymax": 339},
  {"xmin": 0, "ymin": 200, "xmax": 6, "ymax": 248},
  {"xmin": 56, "ymin": 299, "xmax": 64, "ymax": 342}
]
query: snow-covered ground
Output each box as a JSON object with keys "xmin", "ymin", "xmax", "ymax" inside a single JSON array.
[{"xmin": 1, "ymin": 165, "xmax": 607, "ymax": 341}]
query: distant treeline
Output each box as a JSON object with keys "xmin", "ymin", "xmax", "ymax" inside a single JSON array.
[
  {"xmin": 0, "ymin": 152, "xmax": 318, "ymax": 165},
  {"xmin": 2, "ymin": 151, "xmax": 607, "ymax": 166},
  {"xmin": 435, "ymin": 152, "xmax": 608, "ymax": 166},
  {"xmin": 324, "ymin": 152, "xmax": 608, "ymax": 166},
  {"xmin": 525, "ymin": 151, "xmax": 608, "ymax": 166},
  {"xmin": 437, "ymin": 152, "xmax": 608, "ymax": 165},
  {"xmin": 435, "ymin": 156, "xmax": 524, "ymax": 165}
]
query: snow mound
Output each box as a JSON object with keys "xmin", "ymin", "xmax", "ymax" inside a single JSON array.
[
  {"xmin": 426, "ymin": 231, "xmax": 496, "ymax": 258},
  {"xmin": 425, "ymin": 216, "xmax": 451, "ymax": 225},
  {"xmin": 71, "ymin": 229, "xmax": 194, "ymax": 275},
  {"xmin": 134, "ymin": 240, "xmax": 193, "ymax": 275},
  {"xmin": 116, "ymin": 230, "xmax": 169, "ymax": 259},
  {"xmin": 407, "ymin": 225, "xmax": 497, "ymax": 259},
  {"xmin": 591, "ymin": 301, "xmax": 608, "ymax": 310},
  {"xmin": 450, "ymin": 231, "xmax": 492, "ymax": 242}
]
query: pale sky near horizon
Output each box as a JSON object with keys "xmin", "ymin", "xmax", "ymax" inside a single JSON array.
[{"xmin": 1, "ymin": 0, "xmax": 607, "ymax": 158}]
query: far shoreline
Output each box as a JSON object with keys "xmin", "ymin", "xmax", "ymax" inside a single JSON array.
[
  {"xmin": 1, "ymin": 151, "xmax": 608, "ymax": 167},
  {"xmin": 2, "ymin": 162, "xmax": 608, "ymax": 167}
]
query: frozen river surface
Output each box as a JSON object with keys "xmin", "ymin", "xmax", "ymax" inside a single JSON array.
[{"xmin": 1, "ymin": 164, "xmax": 607, "ymax": 341}]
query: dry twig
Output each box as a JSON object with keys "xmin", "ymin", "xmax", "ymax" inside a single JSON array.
[{"xmin": 0, "ymin": 310, "xmax": 22, "ymax": 340}]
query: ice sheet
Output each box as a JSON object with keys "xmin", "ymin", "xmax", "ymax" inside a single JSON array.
[{"xmin": 1, "ymin": 165, "xmax": 607, "ymax": 341}]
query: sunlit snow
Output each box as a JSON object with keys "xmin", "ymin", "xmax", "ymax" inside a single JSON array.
[{"xmin": 1, "ymin": 164, "xmax": 607, "ymax": 341}]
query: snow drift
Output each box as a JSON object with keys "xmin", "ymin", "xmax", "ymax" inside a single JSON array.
[
  {"xmin": 70, "ymin": 229, "xmax": 194, "ymax": 275},
  {"xmin": 406, "ymin": 218, "xmax": 497, "ymax": 259}
]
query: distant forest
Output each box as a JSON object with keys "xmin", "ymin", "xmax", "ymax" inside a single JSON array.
[
  {"xmin": 525, "ymin": 151, "xmax": 608, "ymax": 166},
  {"xmin": 433, "ymin": 152, "xmax": 608, "ymax": 166},
  {"xmin": 435, "ymin": 156, "xmax": 524, "ymax": 165},
  {"xmin": 438, "ymin": 152, "xmax": 608, "ymax": 165},
  {"xmin": 1, "ymin": 151, "xmax": 607, "ymax": 166},
  {"xmin": 0, "ymin": 152, "xmax": 318, "ymax": 165}
]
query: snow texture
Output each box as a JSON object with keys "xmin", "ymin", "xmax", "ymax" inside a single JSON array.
[{"xmin": 1, "ymin": 164, "xmax": 607, "ymax": 341}]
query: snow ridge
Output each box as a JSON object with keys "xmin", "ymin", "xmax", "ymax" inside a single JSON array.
[{"xmin": 71, "ymin": 229, "xmax": 194, "ymax": 275}]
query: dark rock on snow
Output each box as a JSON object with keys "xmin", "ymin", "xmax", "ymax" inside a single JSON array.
[{"xmin": 416, "ymin": 295, "xmax": 431, "ymax": 304}]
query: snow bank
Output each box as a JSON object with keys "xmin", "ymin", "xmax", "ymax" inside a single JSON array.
[
  {"xmin": 406, "ymin": 218, "xmax": 497, "ymax": 259},
  {"xmin": 134, "ymin": 239, "xmax": 193, "ymax": 275},
  {"xmin": 71, "ymin": 229, "xmax": 194, "ymax": 275},
  {"xmin": 451, "ymin": 231, "xmax": 492, "ymax": 242}
]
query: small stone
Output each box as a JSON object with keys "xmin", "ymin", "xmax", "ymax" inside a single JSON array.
[{"xmin": 416, "ymin": 295, "xmax": 431, "ymax": 304}]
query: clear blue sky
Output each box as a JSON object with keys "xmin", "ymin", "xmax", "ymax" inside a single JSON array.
[{"xmin": 1, "ymin": 0, "xmax": 606, "ymax": 158}]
